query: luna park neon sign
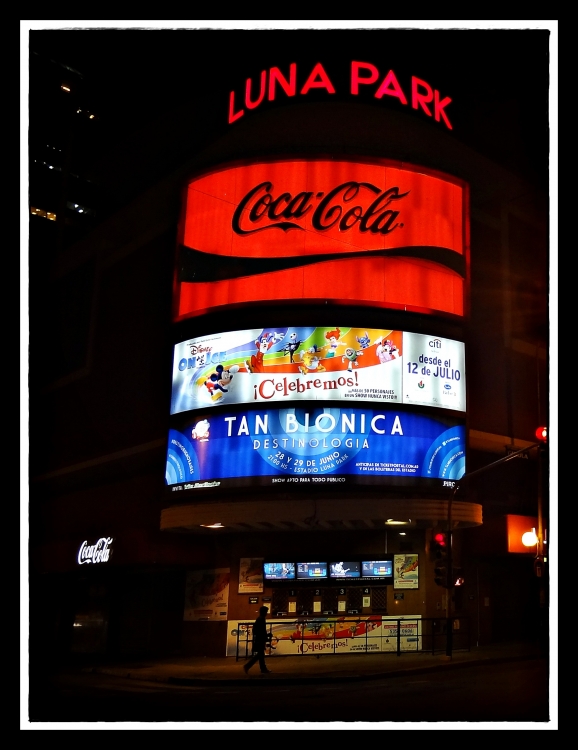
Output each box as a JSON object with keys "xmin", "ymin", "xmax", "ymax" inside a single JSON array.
[{"xmin": 229, "ymin": 61, "xmax": 452, "ymax": 129}]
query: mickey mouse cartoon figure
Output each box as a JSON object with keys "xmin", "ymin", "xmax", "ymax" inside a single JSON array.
[{"xmin": 204, "ymin": 364, "xmax": 240, "ymax": 401}]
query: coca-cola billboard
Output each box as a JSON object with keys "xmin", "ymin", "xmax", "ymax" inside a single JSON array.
[{"xmin": 175, "ymin": 158, "xmax": 469, "ymax": 321}]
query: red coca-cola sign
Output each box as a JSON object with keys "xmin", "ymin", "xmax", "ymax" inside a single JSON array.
[{"xmin": 175, "ymin": 158, "xmax": 468, "ymax": 320}]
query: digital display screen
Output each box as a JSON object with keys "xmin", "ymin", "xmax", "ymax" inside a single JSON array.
[
  {"xmin": 329, "ymin": 561, "xmax": 361, "ymax": 578},
  {"xmin": 170, "ymin": 327, "xmax": 465, "ymax": 416},
  {"xmin": 362, "ymin": 560, "xmax": 393, "ymax": 578},
  {"xmin": 263, "ymin": 562, "xmax": 295, "ymax": 581},
  {"xmin": 165, "ymin": 407, "xmax": 466, "ymax": 493},
  {"xmin": 296, "ymin": 562, "xmax": 328, "ymax": 580}
]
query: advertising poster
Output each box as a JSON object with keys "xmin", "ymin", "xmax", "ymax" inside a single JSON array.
[
  {"xmin": 227, "ymin": 616, "xmax": 422, "ymax": 656},
  {"xmin": 175, "ymin": 160, "xmax": 467, "ymax": 321},
  {"xmin": 238, "ymin": 558, "xmax": 264, "ymax": 594},
  {"xmin": 166, "ymin": 406, "xmax": 465, "ymax": 493},
  {"xmin": 394, "ymin": 554, "xmax": 419, "ymax": 590},
  {"xmin": 183, "ymin": 568, "xmax": 230, "ymax": 621},
  {"xmin": 170, "ymin": 327, "xmax": 465, "ymax": 415}
]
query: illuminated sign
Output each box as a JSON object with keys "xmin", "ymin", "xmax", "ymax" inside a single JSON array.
[
  {"xmin": 165, "ymin": 406, "xmax": 465, "ymax": 492},
  {"xmin": 228, "ymin": 61, "xmax": 452, "ymax": 129},
  {"xmin": 170, "ymin": 327, "xmax": 465, "ymax": 414},
  {"xmin": 77, "ymin": 537, "xmax": 113, "ymax": 565},
  {"xmin": 176, "ymin": 159, "xmax": 468, "ymax": 320}
]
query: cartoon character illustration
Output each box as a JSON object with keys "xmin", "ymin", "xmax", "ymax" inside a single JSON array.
[
  {"xmin": 356, "ymin": 331, "xmax": 371, "ymax": 349},
  {"xmin": 374, "ymin": 337, "xmax": 399, "ymax": 363},
  {"xmin": 299, "ymin": 345, "xmax": 327, "ymax": 374},
  {"xmin": 342, "ymin": 346, "xmax": 363, "ymax": 372},
  {"xmin": 396, "ymin": 557, "xmax": 419, "ymax": 578},
  {"xmin": 245, "ymin": 331, "xmax": 284, "ymax": 373},
  {"xmin": 324, "ymin": 327, "xmax": 344, "ymax": 357},
  {"xmin": 281, "ymin": 332, "xmax": 302, "ymax": 363},
  {"xmin": 331, "ymin": 562, "xmax": 350, "ymax": 576},
  {"xmin": 204, "ymin": 364, "xmax": 240, "ymax": 400},
  {"xmin": 192, "ymin": 419, "xmax": 210, "ymax": 441}
]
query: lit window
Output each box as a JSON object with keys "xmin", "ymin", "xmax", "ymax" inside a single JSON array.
[
  {"xmin": 47, "ymin": 212, "xmax": 56, "ymax": 221},
  {"xmin": 66, "ymin": 201, "xmax": 95, "ymax": 216}
]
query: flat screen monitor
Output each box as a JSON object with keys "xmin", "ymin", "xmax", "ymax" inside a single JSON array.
[
  {"xmin": 329, "ymin": 561, "xmax": 361, "ymax": 578},
  {"xmin": 296, "ymin": 562, "xmax": 328, "ymax": 580},
  {"xmin": 263, "ymin": 562, "xmax": 295, "ymax": 581},
  {"xmin": 361, "ymin": 560, "xmax": 393, "ymax": 578}
]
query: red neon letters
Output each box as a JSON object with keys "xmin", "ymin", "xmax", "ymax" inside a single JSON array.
[{"xmin": 229, "ymin": 61, "xmax": 452, "ymax": 129}]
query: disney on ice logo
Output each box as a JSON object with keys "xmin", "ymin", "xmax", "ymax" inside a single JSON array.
[{"xmin": 77, "ymin": 537, "xmax": 113, "ymax": 565}]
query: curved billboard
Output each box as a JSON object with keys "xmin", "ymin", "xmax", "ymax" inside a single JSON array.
[
  {"xmin": 171, "ymin": 326, "xmax": 465, "ymax": 414},
  {"xmin": 175, "ymin": 158, "xmax": 469, "ymax": 320},
  {"xmin": 165, "ymin": 406, "xmax": 465, "ymax": 493}
]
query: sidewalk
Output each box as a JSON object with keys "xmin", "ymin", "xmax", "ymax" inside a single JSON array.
[{"xmin": 81, "ymin": 641, "xmax": 546, "ymax": 687}]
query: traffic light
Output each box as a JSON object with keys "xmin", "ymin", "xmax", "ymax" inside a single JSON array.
[
  {"xmin": 432, "ymin": 531, "xmax": 448, "ymax": 587},
  {"xmin": 535, "ymin": 426, "xmax": 548, "ymax": 442},
  {"xmin": 453, "ymin": 567, "xmax": 465, "ymax": 586}
]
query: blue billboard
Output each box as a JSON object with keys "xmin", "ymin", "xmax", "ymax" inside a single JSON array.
[{"xmin": 165, "ymin": 406, "xmax": 465, "ymax": 493}]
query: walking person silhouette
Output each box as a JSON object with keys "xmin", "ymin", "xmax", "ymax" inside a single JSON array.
[{"xmin": 243, "ymin": 606, "xmax": 272, "ymax": 674}]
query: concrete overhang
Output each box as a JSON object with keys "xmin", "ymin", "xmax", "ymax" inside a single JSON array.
[{"xmin": 161, "ymin": 497, "xmax": 482, "ymax": 534}]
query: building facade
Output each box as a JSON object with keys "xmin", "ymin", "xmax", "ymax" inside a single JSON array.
[{"xmin": 28, "ymin": 33, "xmax": 550, "ymax": 665}]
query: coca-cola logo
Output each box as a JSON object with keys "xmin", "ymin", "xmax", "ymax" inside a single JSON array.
[
  {"xmin": 232, "ymin": 181, "xmax": 409, "ymax": 236},
  {"xmin": 77, "ymin": 537, "xmax": 113, "ymax": 565}
]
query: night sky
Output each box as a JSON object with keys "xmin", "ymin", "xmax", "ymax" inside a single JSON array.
[{"xmin": 25, "ymin": 22, "xmax": 554, "ymax": 193}]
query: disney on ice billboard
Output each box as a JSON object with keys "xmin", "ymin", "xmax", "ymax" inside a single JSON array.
[
  {"xmin": 165, "ymin": 406, "xmax": 465, "ymax": 493},
  {"xmin": 174, "ymin": 159, "xmax": 469, "ymax": 321},
  {"xmin": 170, "ymin": 326, "xmax": 466, "ymax": 414}
]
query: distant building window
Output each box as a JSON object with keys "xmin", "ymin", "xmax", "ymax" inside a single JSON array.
[
  {"xmin": 76, "ymin": 109, "xmax": 98, "ymax": 120},
  {"xmin": 30, "ymin": 206, "xmax": 56, "ymax": 221},
  {"xmin": 66, "ymin": 201, "xmax": 96, "ymax": 217}
]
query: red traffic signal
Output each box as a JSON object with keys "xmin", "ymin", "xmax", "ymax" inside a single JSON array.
[
  {"xmin": 535, "ymin": 426, "xmax": 548, "ymax": 443},
  {"xmin": 433, "ymin": 532, "xmax": 447, "ymax": 547}
]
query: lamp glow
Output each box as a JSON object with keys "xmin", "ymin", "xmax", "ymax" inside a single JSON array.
[{"xmin": 522, "ymin": 529, "xmax": 538, "ymax": 547}]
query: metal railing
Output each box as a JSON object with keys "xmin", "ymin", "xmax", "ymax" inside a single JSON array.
[{"xmin": 234, "ymin": 616, "xmax": 470, "ymax": 660}]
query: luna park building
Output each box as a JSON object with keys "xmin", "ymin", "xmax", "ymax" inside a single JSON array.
[{"xmin": 28, "ymin": 40, "xmax": 550, "ymax": 662}]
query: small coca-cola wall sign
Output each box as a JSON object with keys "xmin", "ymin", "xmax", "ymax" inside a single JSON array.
[{"xmin": 77, "ymin": 537, "xmax": 113, "ymax": 565}]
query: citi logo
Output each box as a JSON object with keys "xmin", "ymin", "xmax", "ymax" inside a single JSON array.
[{"xmin": 428, "ymin": 339, "xmax": 442, "ymax": 349}]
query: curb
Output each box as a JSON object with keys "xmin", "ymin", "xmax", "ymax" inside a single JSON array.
[{"xmin": 92, "ymin": 652, "xmax": 544, "ymax": 688}]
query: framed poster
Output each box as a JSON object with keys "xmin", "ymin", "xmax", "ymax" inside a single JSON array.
[
  {"xmin": 394, "ymin": 554, "xmax": 419, "ymax": 590},
  {"xmin": 183, "ymin": 568, "xmax": 230, "ymax": 621},
  {"xmin": 238, "ymin": 557, "xmax": 264, "ymax": 594}
]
